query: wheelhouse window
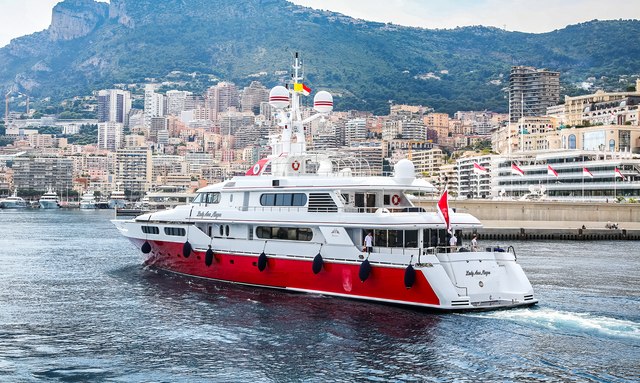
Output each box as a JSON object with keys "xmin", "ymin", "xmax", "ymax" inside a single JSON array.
[
  {"xmin": 256, "ymin": 226, "xmax": 313, "ymax": 241},
  {"xmin": 193, "ymin": 192, "xmax": 221, "ymax": 204},
  {"xmin": 365, "ymin": 229, "xmax": 419, "ymax": 248},
  {"xmin": 164, "ymin": 227, "xmax": 186, "ymax": 236},
  {"xmin": 260, "ymin": 193, "xmax": 307, "ymax": 207},
  {"xmin": 141, "ymin": 226, "xmax": 159, "ymax": 235}
]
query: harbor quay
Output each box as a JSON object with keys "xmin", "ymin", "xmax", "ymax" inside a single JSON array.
[{"xmin": 416, "ymin": 199, "xmax": 640, "ymax": 240}]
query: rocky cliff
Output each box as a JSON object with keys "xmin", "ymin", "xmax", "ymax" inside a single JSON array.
[{"xmin": 48, "ymin": 0, "xmax": 109, "ymax": 41}]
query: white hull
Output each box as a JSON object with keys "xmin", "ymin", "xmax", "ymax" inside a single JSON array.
[{"xmin": 39, "ymin": 201, "xmax": 59, "ymax": 209}]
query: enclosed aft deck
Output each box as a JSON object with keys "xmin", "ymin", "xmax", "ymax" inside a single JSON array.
[{"xmin": 112, "ymin": 54, "xmax": 537, "ymax": 311}]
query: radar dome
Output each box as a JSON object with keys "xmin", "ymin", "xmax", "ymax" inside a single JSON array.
[
  {"xmin": 394, "ymin": 159, "xmax": 416, "ymax": 184},
  {"xmin": 269, "ymin": 86, "xmax": 290, "ymax": 109},
  {"xmin": 313, "ymin": 91, "xmax": 333, "ymax": 113}
]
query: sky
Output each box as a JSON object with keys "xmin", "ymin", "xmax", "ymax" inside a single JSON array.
[{"xmin": 1, "ymin": 0, "xmax": 639, "ymax": 47}]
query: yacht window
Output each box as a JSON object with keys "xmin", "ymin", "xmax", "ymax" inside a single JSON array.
[
  {"xmin": 141, "ymin": 226, "xmax": 159, "ymax": 235},
  {"xmin": 192, "ymin": 193, "xmax": 204, "ymax": 204},
  {"xmin": 164, "ymin": 227, "xmax": 186, "ymax": 236},
  {"xmin": 260, "ymin": 193, "xmax": 307, "ymax": 206},
  {"xmin": 256, "ymin": 226, "xmax": 313, "ymax": 241},
  {"xmin": 205, "ymin": 192, "xmax": 221, "ymax": 204}
]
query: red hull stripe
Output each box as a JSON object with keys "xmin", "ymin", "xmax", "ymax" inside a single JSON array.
[{"xmin": 136, "ymin": 239, "xmax": 440, "ymax": 306}]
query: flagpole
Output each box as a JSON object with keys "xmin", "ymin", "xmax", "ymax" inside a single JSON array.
[
  {"xmin": 614, "ymin": 171, "xmax": 617, "ymax": 200},
  {"xmin": 582, "ymin": 174, "xmax": 584, "ymax": 200}
]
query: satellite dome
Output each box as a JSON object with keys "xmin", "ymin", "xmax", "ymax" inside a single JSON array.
[
  {"xmin": 394, "ymin": 159, "xmax": 416, "ymax": 184},
  {"xmin": 269, "ymin": 86, "xmax": 290, "ymax": 109},
  {"xmin": 313, "ymin": 91, "xmax": 333, "ymax": 113}
]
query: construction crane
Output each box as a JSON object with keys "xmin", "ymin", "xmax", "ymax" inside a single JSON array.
[{"xmin": 4, "ymin": 87, "xmax": 29, "ymax": 125}]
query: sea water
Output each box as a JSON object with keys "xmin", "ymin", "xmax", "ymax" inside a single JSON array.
[{"xmin": 0, "ymin": 209, "xmax": 638, "ymax": 382}]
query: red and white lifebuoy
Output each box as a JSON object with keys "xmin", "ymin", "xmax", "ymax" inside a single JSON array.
[
  {"xmin": 391, "ymin": 194, "xmax": 401, "ymax": 205},
  {"xmin": 292, "ymin": 160, "xmax": 300, "ymax": 171}
]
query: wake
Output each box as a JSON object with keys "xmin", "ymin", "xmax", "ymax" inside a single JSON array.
[{"xmin": 467, "ymin": 308, "xmax": 640, "ymax": 341}]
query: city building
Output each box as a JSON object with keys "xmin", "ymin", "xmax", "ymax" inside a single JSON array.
[
  {"xmin": 114, "ymin": 148, "xmax": 152, "ymax": 200},
  {"xmin": 206, "ymin": 82, "xmax": 240, "ymax": 121},
  {"xmin": 97, "ymin": 122, "xmax": 124, "ymax": 151},
  {"xmin": 457, "ymin": 155, "xmax": 493, "ymax": 199},
  {"xmin": 165, "ymin": 90, "xmax": 191, "ymax": 117},
  {"xmin": 344, "ymin": 118, "xmax": 367, "ymax": 144},
  {"xmin": 144, "ymin": 84, "xmax": 165, "ymax": 129},
  {"xmin": 240, "ymin": 81, "xmax": 269, "ymax": 114},
  {"xmin": 509, "ymin": 66, "xmax": 560, "ymax": 123},
  {"xmin": 12, "ymin": 154, "xmax": 74, "ymax": 193},
  {"xmin": 97, "ymin": 89, "xmax": 131, "ymax": 126}
]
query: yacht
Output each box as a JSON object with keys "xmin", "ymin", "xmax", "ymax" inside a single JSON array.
[
  {"xmin": 79, "ymin": 191, "xmax": 97, "ymax": 209},
  {"xmin": 0, "ymin": 190, "xmax": 27, "ymax": 209},
  {"xmin": 108, "ymin": 189, "xmax": 128, "ymax": 209},
  {"xmin": 39, "ymin": 188, "xmax": 60, "ymax": 209},
  {"xmin": 142, "ymin": 186, "xmax": 196, "ymax": 211},
  {"xmin": 112, "ymin": 54, "xmax": 537, "ymax": 311}
]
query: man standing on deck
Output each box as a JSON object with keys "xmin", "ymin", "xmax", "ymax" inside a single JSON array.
[
  {"xmin": 363, "ymin": 231, "xmax": 373, "ymax": 258},
  {"xmin": 471, "ymin": 234, "xmax": 478, "ymax": 251},
  {"xmin": 449, "ymin": 232, "xmax": 458, "ymax": 252}
]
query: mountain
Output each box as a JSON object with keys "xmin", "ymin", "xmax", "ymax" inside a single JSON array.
[{"xmin": 1, "ymin": 0, "xmax": 640, "ymax": 115}]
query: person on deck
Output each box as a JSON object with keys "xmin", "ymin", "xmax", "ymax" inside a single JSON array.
[
  {"xmin": 449, "ymin": 232, "xmax": 458, "ymax": 252},
  {"xmin": 363, "ymin": 231, "xmax": 373, "ymax": 258}
]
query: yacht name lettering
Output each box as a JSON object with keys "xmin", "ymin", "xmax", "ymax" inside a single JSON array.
[
  {"xmin": 466, "ymin": 270, "xmax": 491, "ymax": 277},
  {"xmin": 196, "ymin": 211, "xmax": 222, "ymax": 218}
]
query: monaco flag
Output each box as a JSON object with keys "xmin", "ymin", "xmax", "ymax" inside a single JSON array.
[
  {"xmin": 583, "ymin": 167, "xmax": 594, "ymax": 178},
  {"xmin": 473, "ymin": 162, "xmax": 488, "ymax": 174},
  {"xmin": 615, "ymin": 167, "xmax": 625, "ymax": 180},
  {"xmin": 547, "ymin": 164, "xmax": 559, "ymax": 177},
  {"xmin": 511, "ymin": 163, "xmax": 525, "ymax": 176},
  {"xmin": 437, "ymin": 190, "xmax": 452, "ymax": 234}
]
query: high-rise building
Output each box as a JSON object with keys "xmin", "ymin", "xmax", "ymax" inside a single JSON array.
[
  {"xmin": 144, "ymin": 84, "xmax": 165, "ymax": 129},
  {"xmin": 97, "ymin": 122, "xmax": 124, "ymax": 151},
  {"xmin": 240, "ymin": 81, "xmax": 269, "ymax": 114},
  {"xmin": 97, "ymin": 89, "xmax": 131, "ymax": 126},
  {"xmin": 114, "ymin": 148, "xmax": 152, "ymax": 200},
  {"xmin": 206, "ymin": 82, "xmax": 240, "ymax": 121},
  {"xmin": 165, "ymin": 90, "xmax": 191, "ymax": 116},
  {"xmin": 345, "ymin": 118, "xmax": 367, "ymax": 144},
  {"xmin": 149, "ymin": 117, "xmax": 168, "ymax": 144},
  {"xmin": 509, "ymin": 66, "xmax": 560, "ymax": 122}
]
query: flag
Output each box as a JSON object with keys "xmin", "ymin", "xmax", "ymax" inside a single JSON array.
[
  {"xmin": 293, "ymin": 83, "xmax": 311, "ymax": 96},
  {"xmin": 437, "ymin": 190, "xmax": 452, "ymax": 234},
  {"xmin": 583, "ymin": 167, "xmax": 593, "ymax": 178},
  {"xmin": 473, "ymin": 162, "xmax": 488, "ymax": 174},
  {"xmin": 511, "ymin": 163, "xmax": 525, "ymax": 176},
  {"xmin": 615, "ymin": 167, "xmax": 625, "ymax": 180},
  {"xmin": 547, "ymin": 164, "xmax": 559, "ymax": 177}
]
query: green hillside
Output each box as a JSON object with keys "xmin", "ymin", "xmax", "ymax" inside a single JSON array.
[{"xmin": 1, "ymin": 0, "xmax": 639, "ymax": 115}]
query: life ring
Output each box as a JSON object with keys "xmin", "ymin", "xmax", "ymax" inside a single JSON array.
[
  {"xmin": 391, "ymin": 194, "xmax": 401, "ymax": 205},
  {"xmin": 291, "ymin": 160, "xmax": 300, "ymax": 171}
]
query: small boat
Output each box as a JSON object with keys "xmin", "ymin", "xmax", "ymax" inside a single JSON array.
[
  {"xmin": 0, "ymin": 190, "xmax": 28, "ymax": 209},
  {"xmin": 39, "ymin": 187, "xmax": 60, "ymax": 209}
]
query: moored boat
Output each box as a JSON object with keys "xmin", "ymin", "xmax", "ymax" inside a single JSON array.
[
  {"xmin": 112, "ymin": 54, "xmax": 537, "ymax": 311},
  {"xmin": 79, "ymin": 191, "xmax": 97, "ymax": 209},
  {"xmin": 0, "ymin": 190, "xmax": 28, "ymax": 209},
  {"xmin": 39, "ymin": 187, "xmax": 60, "ymax": 209}
]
